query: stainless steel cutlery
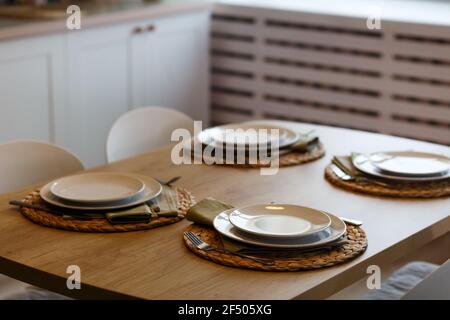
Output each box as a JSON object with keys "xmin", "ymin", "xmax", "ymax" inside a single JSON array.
[{"xmin": 184, "ymin": 231, "xmax": 274, "ymax": 265}]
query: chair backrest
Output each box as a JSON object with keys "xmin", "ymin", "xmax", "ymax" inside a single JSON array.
[
  {"xmin": 106, "ymin": 106, "xmax": 194, "ymax": 163},
  {"xmin": 0, "ymin": 140, "xmax": 84, "ymax": 194}
]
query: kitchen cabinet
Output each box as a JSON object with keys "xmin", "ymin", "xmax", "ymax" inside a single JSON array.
[
  {"xmin": 0, "ymin": 34, "xmax": 65, "ymax": 146},
  {"xmin": 0, "ymin": 10, "xmax": 210, "ymax": 168},
  {"xmin": 66, "ymin": 22, "xmax": 134, "ymax": 167},
  {"xmin": 67, "ymin": 11, "xmax": 209, "ymax": 167},
  {"xmin": 131, "ymin": 12, "xmax": 210, "ymax": 122}
]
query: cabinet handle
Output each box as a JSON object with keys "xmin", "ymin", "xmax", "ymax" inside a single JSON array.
[
  {"xmin": 147, "ymin": 24, "xmax": 156, "ymax": 32},
  {"xmin": 132, "ymin": 26, "xmax": 144, "ymax": 34}
]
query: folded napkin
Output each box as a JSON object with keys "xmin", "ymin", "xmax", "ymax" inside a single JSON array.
[
  {"xmin": 106, "ymin": 186, "xmax": 179, "ymax": 225},
  {"xmin": 186, "ymin": 197, "xmax": 233, "ymax": 226},
  {"xmin": 147, "ymin": 186, "xmax": 179, "ymax": 215},
  {"xmin": 286, "ymin": 135, "xmax": 319, "ymax": 153},
  {"xmin": 106, "ymin": 204, "xmax": 152, "ymax": 224},
  {"xmin": 332, "ymin": 155, "xmax": 362, "ymax": 177}
]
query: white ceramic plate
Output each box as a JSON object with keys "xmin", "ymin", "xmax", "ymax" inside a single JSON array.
[
  {"xmin": 369, "ymin": 151, "xmax": 450, "ymax": 177},
  {"xmin": 40, "ymin": 174, "xmax": 162, "ymax": 211},
  {"xmin": 229, "ymin": 204, "xmax": 331, "ymax": 238},
  {"xmin": 50, "ymin": 172, "xmax": 145, "ymax": 204},
  {"xmin": 198, "ymin": 123, "xmax": 299, "ymax": 150},
  {"xmin": 213, "ymin": 210, "xmax": 346, "ymax": 249},
  {"xmin": 353, "ymin": 153, "xmax": 450, "ymax": 182}
]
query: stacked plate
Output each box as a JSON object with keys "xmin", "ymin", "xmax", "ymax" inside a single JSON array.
[
  {"xmin": 353, "ymin": 151, "xmax": 450, "ymax": 182},
  {"xmin": 213, "ymin": 204, "xmax": 347, "ymax": 249},
  {"xmin": 40, "ymin": 172, "xmax": 162, "ymax": 211},
  {"xmin": 197, "ymin": 123, "xmax": 302, "ymax": 154}
]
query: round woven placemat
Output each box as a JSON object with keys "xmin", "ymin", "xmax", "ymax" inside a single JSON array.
[
  {"xmin": 20, "ymin": 188, "xmax": 195, "ymax": 233},
  {"xmin": 183, "ymin": 223, "xmax": 367, "ymax": 271},
  {"xmin": 325, "ymin": 165, "xmax": 450, "ymax": 198},
  {"xmin": 244, "ymin": 143, "xmax": 326, "ymax": 168},
  {"xmin": 194, "ymin": 143, "xmax": 325, "ymax": 168}
]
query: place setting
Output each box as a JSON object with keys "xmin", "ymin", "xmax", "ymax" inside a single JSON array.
[
  {"xmin": 325, "ymin": 150, "xmax": 450, "ymax": 198},
  {"xmin": 186, "ymin": 122, "xmax": 325, "ymax": 168},
  {"xmin": 183, "ymin": 198, "xmax": 367, "ymax": 271},
  {"xmin": 9, "ymin": 172, "xmax": 196, "ymax": 232}
]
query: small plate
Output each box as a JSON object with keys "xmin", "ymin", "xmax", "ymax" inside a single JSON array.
[
  {"xmin": 198, "ymin": 123, "xmax": 299, "ymax": 150},
  {"xmin": 50, "ymin": 172, "xmax": 145, "ymax": 204},
  {"xmin": 229, "ymin": 204, "xmax": 331, "ymax": 238},
  {"xmin": 40, "ymin": 174, "xmax": 162, "ymax": 211},
  {"xmin": 214, "ymin": 210, "xmax": 346, "ymax": 249},
  {"xmin": 370, "ymin": 151, "xmax": 450, "ymax": 177},
  {"xmin": 353, "ymin": 153, "xmax": 450, "ymax": 182}
]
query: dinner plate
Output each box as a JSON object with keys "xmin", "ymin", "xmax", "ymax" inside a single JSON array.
[
  {"xmin": 229, "ymin": 204, "xmax": 331, "ymax": 238},
  {"xmin": 40, "ymin": 174, "xmax": 162, "ymax": 211},
  {"xmin": 353, "ymin": 153, "xmax": 450, "ymax": 182},
  {"xmin": 50, "ymin": 172, "xmax": 145, "ymax": 204},
  {"xmin": 198, "ymin": 123, "xmax": 299, "ymax": 150},
  {"xmin": 213, "ymin": 210, "xmax": 346, "ymax": 249},
  {"xmin": 369, "ymin": 151, "xmax": 450, "ymax": 177}
]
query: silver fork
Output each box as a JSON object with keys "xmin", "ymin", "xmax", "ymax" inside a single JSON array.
[
  {"xmin": 330, "ymin": 163, "xmax": 392, "ymax": 188},
  {"xmin": 184, "ymin": 231, "xmax": 274, "ymax": 266}
]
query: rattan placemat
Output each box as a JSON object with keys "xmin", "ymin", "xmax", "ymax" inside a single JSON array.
[
  {"xmin": 183, "ymin": 223, "xmax": 367, "ymax": 271},
  {"xmin": 325, "ymin": 165, "xmax": 450, "ymax": 198},
  {"xmin": 194, "ymin": 143, "xmax": 325, "ymax": 168},
  {"xmin": 20, "ymin": 188, "xmax": 195, "ymax": 232}
]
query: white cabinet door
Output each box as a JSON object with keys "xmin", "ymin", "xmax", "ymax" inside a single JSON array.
[
  {"xmin": 131, "ymin": 11, "xmax": 210, "ymax": 123},
  {"xmin": 67, "ymin": 23, "xmax": 134, "ymax": 167},
  {"xmin": 0, "ymin": 35, "xmax": 65, "ymax": 145}
]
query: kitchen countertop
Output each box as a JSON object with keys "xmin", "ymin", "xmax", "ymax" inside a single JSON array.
[
  {"xmin": 0, "ymin": 0, "xmax": 212, "ymax": 41},
  {"xmin": 1, "ymin": 0, "xmax": 449, "ymax": 42},
  {"xmin": 217, "ymin": 0, "xmax": 450, "ymax": 28}
]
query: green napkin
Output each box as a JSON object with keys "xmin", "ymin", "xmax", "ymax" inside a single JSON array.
[
  {"xmin": 147, "ymin": 186, "xmax": 179, "ymax": 215},
  {"xmin": 287, "ymin": 135, "xmax": 319, "ymax": 153},
  {"xmin": 106, "ymin": 204, "xmax": 152, "ymax": 225},
  {"xmin": 186, "ymin": 197, "xmax": 233, "ymax": 226},
  {"xmin": 106, "ymin": 186, "xmax": 179, "ymax": 225},
  {"xmin": 332, "ymin": 155, "xmax": 361, "ymax": 177}
]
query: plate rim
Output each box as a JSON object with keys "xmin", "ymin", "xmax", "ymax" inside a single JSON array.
[
  {"xmin": 213, "ymin": 209, "xmax": 346, "ymax": 248},
  {"xmin": 50, "ymin": 172, "xmax": 146, "ymax": 204},
  {"xmin": 40, "ymin": 173, "xmax": 162, "ymax": 211},
  {"xmin": 228, "ymin": 204, "xmax": 331, "ymax": 238},
  {"xmin": 198, "ymin": 123, "xmax": 300, "ymax": 150},
  {"xmin": 370, "ymin": 151, "xmax": 450, "ymax": 177},
  {"xmin": 353, "ymin": 153, "xmax": 450, "ymax": 182}
]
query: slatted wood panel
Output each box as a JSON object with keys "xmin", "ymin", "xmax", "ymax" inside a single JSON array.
[{"xmin": 210, "ymin": 5, "xmax": 450, "ymax": 145}]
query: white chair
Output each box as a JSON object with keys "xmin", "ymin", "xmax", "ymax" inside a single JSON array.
[
  {"xmin": 0, "ymin": 140, "xmax": 84, "ymax": 195},
  {"xmin": 106, "ymin": 106, "xmax": 194, "ymax": 163},
  {"xmin": 0, "ymin": 140, "xmax": 83, "ymax": 300}
]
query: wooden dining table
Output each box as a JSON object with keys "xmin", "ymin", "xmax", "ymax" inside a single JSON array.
[{"xmin": 0, "ymin": 120, "xmax": 449, "ymax": 299}]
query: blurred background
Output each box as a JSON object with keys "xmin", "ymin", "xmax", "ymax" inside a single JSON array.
[{"xmin": 0, "ymin": 0, "xmax": 449, "ymax": 168}]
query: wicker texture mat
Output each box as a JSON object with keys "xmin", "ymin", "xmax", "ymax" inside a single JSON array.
[
  {"xmin": 196, "ymin": 143, "xmax": 325, "ymax": 168},
  {"xmin": 183, "ymin": 223, "xmax": 367, "ymax": 271},
  {"xmin": 20, "ymin": 188, "xmax": 195, "ymax": 232},
  {"xmin": 325, "ymin": 165, "xmax": 450, "ymax": 198}
]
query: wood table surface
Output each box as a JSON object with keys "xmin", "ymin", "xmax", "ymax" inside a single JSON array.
[{"xmin": 0, "ymin": 120, "xmax": 449, "ymax": 299}]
